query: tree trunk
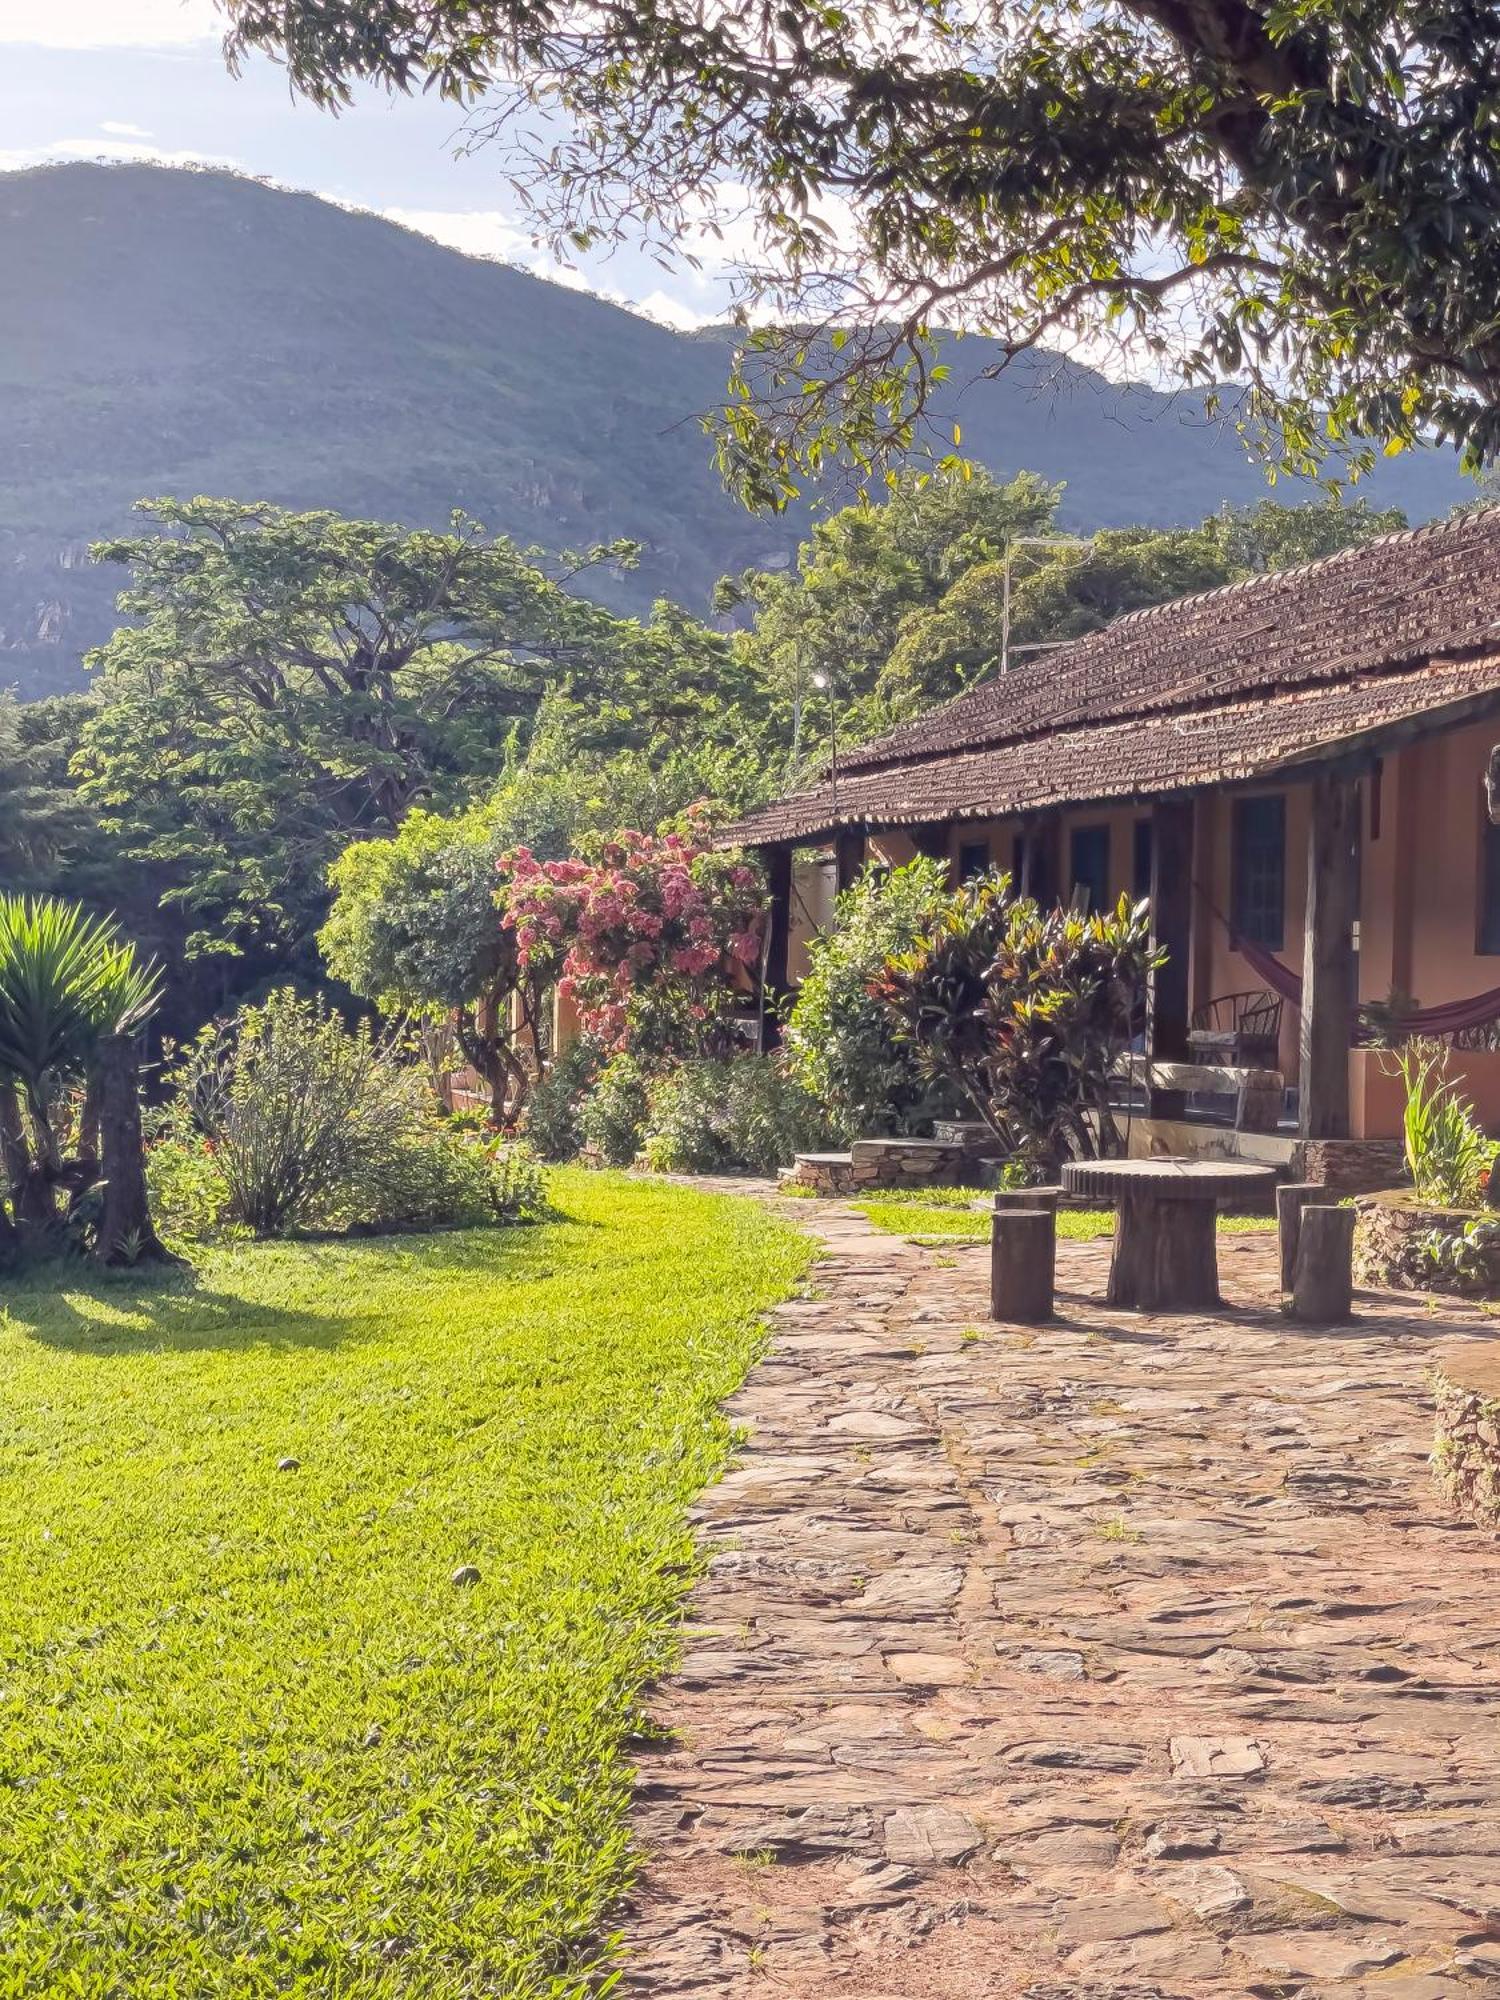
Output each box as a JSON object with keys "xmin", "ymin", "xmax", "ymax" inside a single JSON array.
[
  {"xmin": 1289, "ymin": 1202, "xmax": 1356, "ymax": 1323},
  {"xmin": 1, "ymin": 1079, "xmax": 52, "ymax": 1225},
  {"xmin": 1107, "ymin": 1191, "xmax": 1220, "ymax": 1311},
  {"xmin": 93, "ymin": 1033, "xmax": 173, "ymax": 1266},
  {"xmin": 1276, "ymin": 1181, "xmax": 1330, "ymax": 1292},
  {"xmin": 990, "ymin": 1208, "xmax": 1055, "ymax": 1323}
]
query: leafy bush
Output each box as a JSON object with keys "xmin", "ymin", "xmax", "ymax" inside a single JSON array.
[
  {"xmin": 163, "ymin": 990, "xmax": 424, "ymax": 1236},
  {"xmin": 1420, "ymin": 1216, "xmax": 1500, "ymax": 1291},
  {"xmin": 879, "ymin": 875, "xmax": 1162, "ymax": 1174},
  {"xmin": 521, "ymin": 1037, "xmax": 602, "ymax": 1161},
  {"xmin": 349, "ymin": 1130, "xmax": 548, "ymax": 1231},
  {"xmin": 642, "ymin": 1056, "xmax": 830, "ymax": 1175},
  {"xmin": 784, "ymin": 857, "xmax": 957, "ymax": 1138},
  {"xmin": 1393, "ymin": 1038, "xmax": 1497, "ymax": 1207},
  {"xmin": 578, "ymin": 1050, "xmax": 652, "ymax": 1165}
]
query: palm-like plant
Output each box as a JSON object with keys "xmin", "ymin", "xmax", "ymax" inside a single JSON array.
[{"xmin": 0, "ymin": 894, "xmax": 161, "ymax": 1225}]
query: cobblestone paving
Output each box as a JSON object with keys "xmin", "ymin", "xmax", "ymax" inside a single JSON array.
[{"xmin": 626, "ymin": 1194, "xmax": 1500, "ymax": 1998}]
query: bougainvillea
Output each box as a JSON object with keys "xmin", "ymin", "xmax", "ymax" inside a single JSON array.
[{"xmin": 499, "ymin": 824, "xmax": 767, "ymax": 1058}]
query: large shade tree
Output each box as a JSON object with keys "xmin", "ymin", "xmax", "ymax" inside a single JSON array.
[
  {"xmin": 74, "ymin": 498, "xmax": 637, "ymax": 966},
  {"xmin": 222, "ymin": 0, "xmax": 1500, "ymax": 498}
]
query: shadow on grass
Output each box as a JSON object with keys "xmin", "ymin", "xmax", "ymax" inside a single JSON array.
[{"xmin": 2, "ymin": 1217, "xmax": 584, "ymax": 1356}]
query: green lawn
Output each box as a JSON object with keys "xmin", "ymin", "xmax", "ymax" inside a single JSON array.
[
  {"xmin": 855, "ymin": 1186, "xmax": 1276, "ymax": 1241},
  {"xmin": 0, "ymin": 1170, "xmax": 809, "ymax": 1999}
]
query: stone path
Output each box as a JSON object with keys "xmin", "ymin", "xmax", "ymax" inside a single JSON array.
[{"xmin": 625, "ymin": 1194, "xmax": 1500, "ymax": 1998}]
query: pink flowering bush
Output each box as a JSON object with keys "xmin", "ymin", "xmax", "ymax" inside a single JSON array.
[{"xmin": 499, "ymin": 822, "xmax": 767, "ymax": 1060}]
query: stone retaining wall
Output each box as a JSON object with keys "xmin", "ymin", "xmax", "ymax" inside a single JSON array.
[
  {"xmin": 1295, "ymin": 1138, "xmax": 1406, "ymax": 1194},
  {"xmin": 1355, "ymin": 1191, "xmax": 1500, "ymax": 1295},
  {"xmin": 780, "ymin": 1136, "xmax": 979, "ymax": 1196},
  {"xmin": 1432, "ymin": 1344, "xmax": 1500, "ymax": 1528}
]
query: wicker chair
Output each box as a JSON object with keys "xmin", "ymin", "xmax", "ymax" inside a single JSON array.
[{"xmin": 1188, "ymin": 989, "xmax": 1284, "ymax": 1066}]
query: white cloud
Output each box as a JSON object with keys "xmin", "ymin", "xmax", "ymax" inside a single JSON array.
[
  {"xmin": 383, "ymin": 205, "xmax": 536, "ymax": 266},
  {"xmin": 0, "ymin": 0, "xmax": 219, "ymax": 45},
  {"xmin": 636, "ymin": 289, "xmax": 717, "ymax": 332},
  {"xmin": 0, "ymin": 136, "xmax": 242, "ymax": 172},
  {"xmin": 100, "ymin": 121, "xmax": 154, "ymax": 139}
]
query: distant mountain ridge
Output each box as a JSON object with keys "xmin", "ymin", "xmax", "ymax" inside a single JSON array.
[{"xmin": 0, "ymin": 162, "xmax": 1476, "ymax": 699}]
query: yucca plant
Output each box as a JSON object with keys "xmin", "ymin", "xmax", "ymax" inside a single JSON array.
[{"xmin": 0, "ymin": 894, "xmax": 161, "ymax": 1229}]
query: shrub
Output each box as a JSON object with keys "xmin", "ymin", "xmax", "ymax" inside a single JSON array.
[
  {"xmin": 521, "ymin": 1037, "xmax": 602, "ymax": 1161},
  {"xmin": 577, "ymin": 1050, "xmax": 652, "ymax": 1165},
  {"xmin": 347, "ymin": 1130, "xmax": 548, "ymax": 1231},
  {"xmin": 642, "ymin": 1056, "xmax": 830, "ymax": 1175},
  {"xmin": 784, "ymin": 857, "xmax": 956, "ymax": 1138},
  {"xmin": 879, "ymin": 875, "xmax": 1162, "ymax": 1174},
  {"xmin": 163, "ymin": 990, "xmax": 425, "ymax": 1236},
  {"xmin": 1393, "ymin": 1037, "xmax": 1497, "ymax": 1207}
]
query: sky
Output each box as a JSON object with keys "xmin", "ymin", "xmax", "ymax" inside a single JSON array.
[{"xmin": 0, "ymin": 0, "xmax": 741, "ymax": 330}]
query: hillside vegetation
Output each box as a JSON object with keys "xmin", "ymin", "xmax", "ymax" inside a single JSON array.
[{"xmin": 0, "ymin": 162, "xmax": 1474, "ymax": 698}]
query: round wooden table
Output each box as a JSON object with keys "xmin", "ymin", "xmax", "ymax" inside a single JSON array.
[{"xmin": 1060, "ymin": 1158, "xmax": 1277, "ymax": 1312}]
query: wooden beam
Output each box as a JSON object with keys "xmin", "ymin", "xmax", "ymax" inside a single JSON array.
[
  {"xmin": 760, "ymin": 844, "xmax": 793, "ymax": 1051},
  {"xmin": 1299, "ymin": 770, "xmax": 1359, "ymax": 1140},
  {"xmin": 1147, "ymin": 798, "xmax": 1194, "ymax": 1119}
]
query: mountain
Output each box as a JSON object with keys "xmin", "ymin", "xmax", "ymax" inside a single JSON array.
[{"xmin": 0, "ymin": 162, "xmax": 1477, "ymax": 699}]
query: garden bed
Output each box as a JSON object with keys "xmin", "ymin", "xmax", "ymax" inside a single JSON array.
[
  {"xmin": 1354, "ymin": 1189, "xmax": 1500, "ymax": 1295},
  {"xmin": 1432, "ymin": 1343, "xmax": 1500, "ymax": 1528}
]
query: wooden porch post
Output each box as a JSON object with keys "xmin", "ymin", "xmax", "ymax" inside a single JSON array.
[
  {"xmin": 1299, "ymin": 770, "xmax": 1359, "ymax": 1140},
  {"xmin": 1147, "ymin": 798, "xmax": 1194, "ymax": 1120},
  {"xmin": 760, "ymin": 843, "xmax": 793, "ymax": 1051},
  {"xmin": 834, "ymin": 828, "xmax": 865, "ymax": 892}
]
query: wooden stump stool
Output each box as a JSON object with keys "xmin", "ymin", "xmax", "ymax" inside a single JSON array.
[
  {"xmin": 1289, "ymin": 1201, "xmax": 1356, "ymax": 1323},
  {"xmin": 992, "ymin": 1185, "xmax": 1061, "ymax": 1215},
  {"xmin": 990, "ymin": 1207, "xmax": 1055, "ymax": 1323},
  {"xmin": 1276, "ymin": 1180, "xmax": 1337, "ymax": 1293}
]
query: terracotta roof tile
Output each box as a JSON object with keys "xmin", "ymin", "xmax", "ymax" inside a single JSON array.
[
  {"xmin": 724, "ymin": 508, "xmax": 1500, "ymax": 848},
  {"xmin": 727, "ymin": 656, "xmax": 1500, "ymax": 846},
  {"xmin": 844, "ymin": 505, "xmax": 1500, "ymax": 772}
]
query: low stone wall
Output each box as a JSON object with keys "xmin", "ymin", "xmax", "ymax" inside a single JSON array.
[
  {"xmin": 1295, "ymin": 1138, "xmax": 1406, "ymax": 1194},
  {"xmin": 1432, "ymin": 1344, "xmax": 1500, "ymax": 1528},
  {"xmin": 778, "ymin": 1152, "xmax": 857, "ymax": 1196},
  {"xmin": 849, "ymin": 1138, "xmax": 973, "ymax": 1187},
  {"xmin": 780, "ymin": 1136, "xmax": 979, "ymax": 1196},
  {"xmin": 1354, "ymin": 1191, "xmax": 1500, "ymax": 1295}
]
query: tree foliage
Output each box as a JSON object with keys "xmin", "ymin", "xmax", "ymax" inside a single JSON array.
[
  {"xmin": 783, "ymin": 858, "xmax": 957, "ymax": 1138},
  {"xmin": 224, "ymin": 0, "xmax": 1500, "ymax": 498},
  {"xmin": 74, "ymin": 498, "xmax": 635, "ymax": 963},
  {"xmin": 501, "ymin": 826, "xmax": 766, "ymax": 1058}
]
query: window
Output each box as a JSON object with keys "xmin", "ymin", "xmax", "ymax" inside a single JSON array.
[
  {"xmin": 1069, "ymin": 824, "xmax": 1110, "ymax": 913},
  {"xmin": 1479, "ymin": 815, "xmax": 1500, "ymax": 954},
  {"xmin": 1132, "ymin": 818, "xmax": 1154, "ymax": 901},
  {"xmin": 1231, "ymin": 794, "xmax": 1286, "ymax": 949},
  {"xmin": 958, "ymin": 838, "xmax": 990, "ymax": 882}
]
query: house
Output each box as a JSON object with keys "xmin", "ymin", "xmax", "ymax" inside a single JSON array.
[{"xmin": 725, "ymin": 507, "xmax": 1500, "ymax": 1187}]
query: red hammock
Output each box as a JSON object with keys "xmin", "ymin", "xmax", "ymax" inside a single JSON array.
[{"xmin": 1228, "ymin": 931, "xmax": 1500, "ymax": 1038}]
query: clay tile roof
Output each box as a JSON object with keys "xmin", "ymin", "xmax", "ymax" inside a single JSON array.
[{"xmin": 724, "ymin": 507, "xmax": 1500, "ymax": 847}]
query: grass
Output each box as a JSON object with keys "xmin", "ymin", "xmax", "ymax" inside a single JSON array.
[
  {"xmin": 854, "ymin": 1185, "xmax": 1276, "ymax": 1242},
  {"xmin": 0, "ymin": 1169, "xmax": 810, "ymax": 1999}
]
